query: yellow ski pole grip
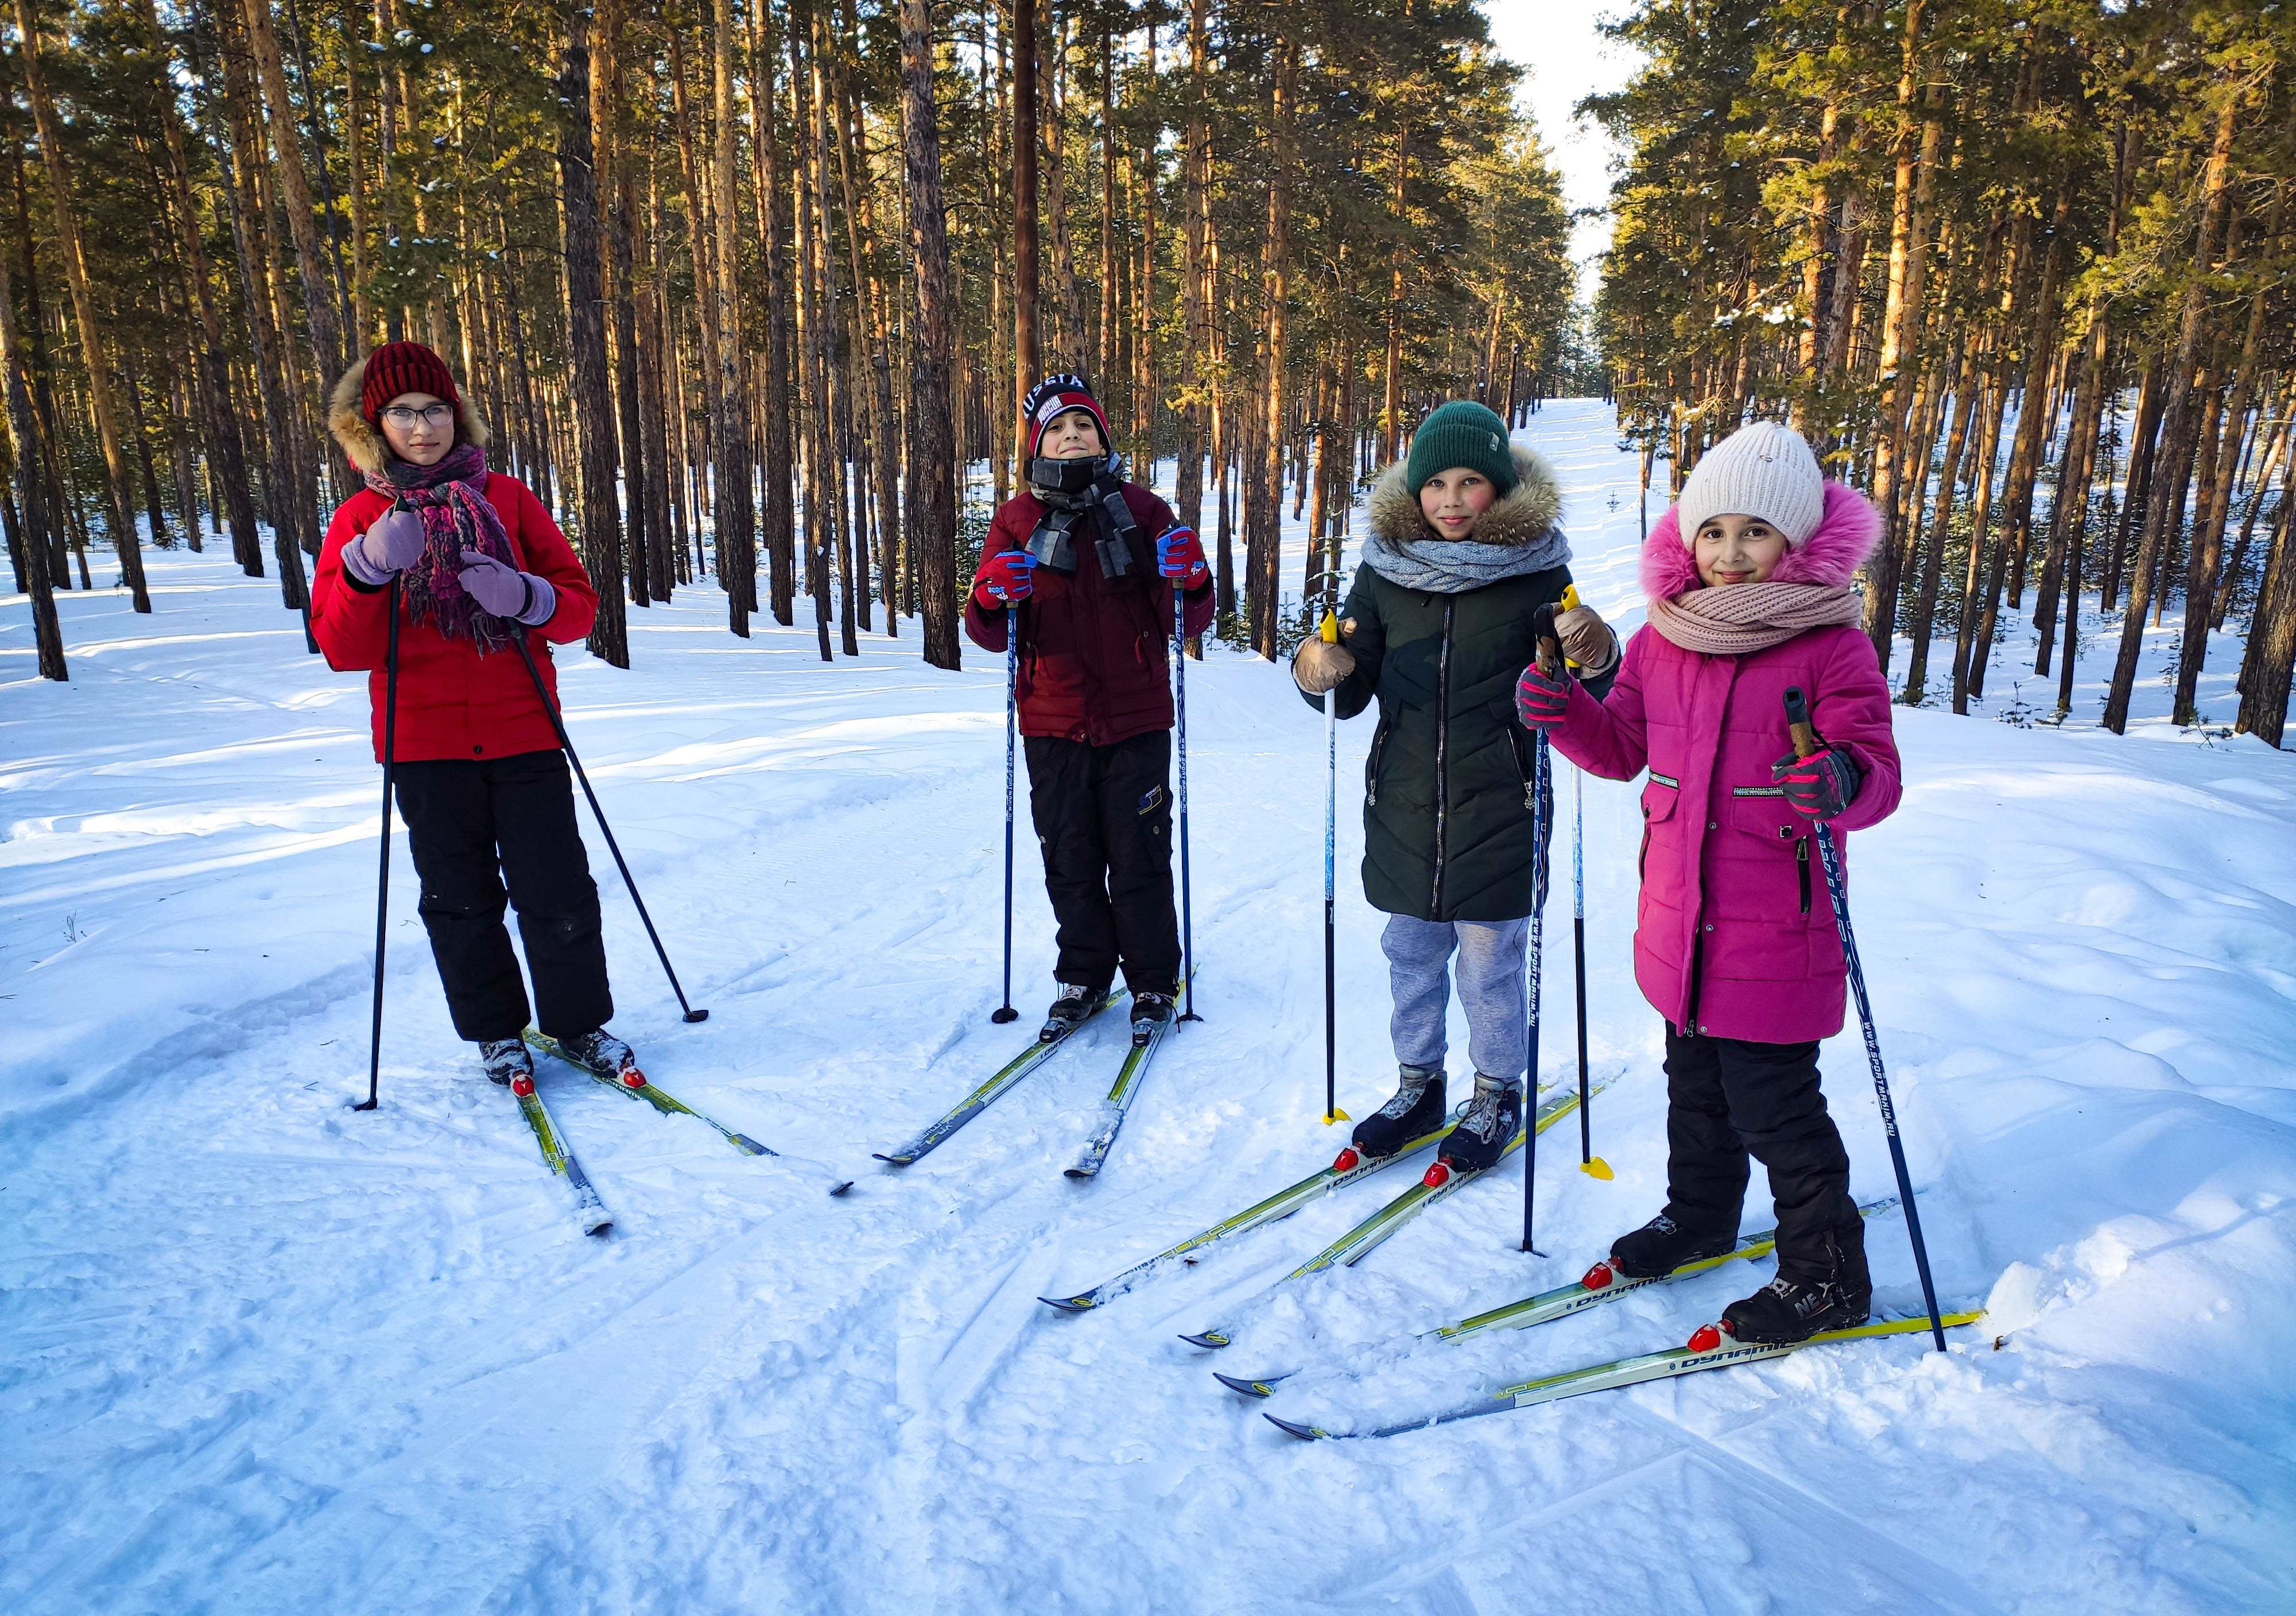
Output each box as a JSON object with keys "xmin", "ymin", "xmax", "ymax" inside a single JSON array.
[
  {"xmin": 1320, "ymin": 611, "xmax": 1339, "ymax": 644},
  {"xmin": 1558, "ymin": 584, "xmax": 1582, "ymax": 669}
]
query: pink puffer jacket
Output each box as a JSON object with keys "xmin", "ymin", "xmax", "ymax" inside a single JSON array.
[{"xmin": 1548, "ymin": 485, "xmax": 1902, "ymax": 1043}]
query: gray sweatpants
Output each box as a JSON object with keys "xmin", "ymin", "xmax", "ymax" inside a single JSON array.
[{"xmin": 1382, "ymin": 913, "xmax": 1529, "ymax": 1083}]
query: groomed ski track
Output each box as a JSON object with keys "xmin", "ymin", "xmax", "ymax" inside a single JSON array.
[{"xmin": 5, "ymin": 402, "xmax": 2294, "ymax": 1614}]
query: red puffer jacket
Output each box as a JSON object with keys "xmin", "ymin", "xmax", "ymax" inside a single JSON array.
[
  {"xmin": 312, "ymin": 474, "xmax": 599, "ymax": 764},
  {"xmin": 964, "ymin": 482, "xmax": 1215, "ymax": 746}
]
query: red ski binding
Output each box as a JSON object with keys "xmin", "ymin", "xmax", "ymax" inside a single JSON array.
[
  {"xmin": 1421, "ymin": 1160, "xmax": 1453, "ymax": 1189},
  {"xmin": 510, "ymin": 1075, "xmax": 536, "ymax": 1098},
  {"xmin": 1581, "ymin": 1261, "xmax": 1616, "ymax": 1291},
  {"xmin": 1331, "ymin": 1146, "xmax": 1362, "ymax": 1173},
  {"xmin": 620, "ymin": 1068, "xmax": 649, "ymax": 1090},
  {"xmin": 1686, "ymin": 1322, "xmax": 1724, "ymax": 1354}
]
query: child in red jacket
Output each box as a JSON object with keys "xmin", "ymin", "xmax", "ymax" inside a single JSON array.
[
  {"xmin": 312, "ymin": 340, "xmax": 631, "ymax": 1088},
  {"xmin": 1517, "ymin": 422, "xmax": 1902, "ymax": 1344},
  {"xmin": 965, "ymin": 375, "xmax": 1215, "ymax": 1045}
]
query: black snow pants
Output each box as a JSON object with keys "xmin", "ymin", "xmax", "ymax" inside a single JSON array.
[
  {"xmin": 1024, "ymin": 728, "xmax": 1180, "ymax": 997},
  {"xmin": 1659, "ymin": 1022, "xmax": 1868, "ymax": 1287},
  {"xmin": 393, "ymin": 748, "xmax": 613, "ymax": 1044}
]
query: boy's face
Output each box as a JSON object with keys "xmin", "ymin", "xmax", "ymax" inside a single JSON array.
[
  {"xmin": 1694, "ymin": 514, "xmax": 1790, "ymax": 587},
  {"xmin": 1417, "ymin": 467, "xmax": 1498, "ymax": 539},
  {"xmin": 1041, "ymin": 409, "xmax": 1104, "ymax": 459}
]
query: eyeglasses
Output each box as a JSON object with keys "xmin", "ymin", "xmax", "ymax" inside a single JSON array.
[{"xmin": 382, "ymin": 404, "xmax": 456, "ymax": 428}]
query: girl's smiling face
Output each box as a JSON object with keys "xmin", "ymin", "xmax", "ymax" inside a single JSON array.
[
  {"xmin": 1693, "ymin": 514, "xmax": 1790, "ymax": 587},
  {"xmin": 379, "ymin": 392, "xmax": 454, "ymax": 467},
  {"xmin": 1418, "ymin": 468, "xmax": 1498, "ymax": 539},
  {"xmin": 1040, "ymin": 409, "xmax": 1104, "ymax": 459}
]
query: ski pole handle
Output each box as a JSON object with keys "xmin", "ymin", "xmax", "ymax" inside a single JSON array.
[
  {"xmin": 1783, "ymin": 685, "xmax": 1821, "ymax": 761},
  {"xmin": 1320, "ymin": 609, "xmax": 1339, "ymax": 645},
  {"xmin": 1531, "ymin": 603, "xmax": 1562, "ymax": 681}
]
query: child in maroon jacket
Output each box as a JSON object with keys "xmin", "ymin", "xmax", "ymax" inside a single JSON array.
[
  {"xmin": 312, "ymin": 340, "xmax": 632, "ymax": 1090},
  {"xmin": 965, "ymin": 375, "xmax": 1215, "ymax": 1045}
]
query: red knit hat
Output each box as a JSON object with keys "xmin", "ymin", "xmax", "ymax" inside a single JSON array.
[
  {"xmin": 359, "ymin": 340, "xmax": 463, "ymax": 425},
  {"xmin": 1022, "ymin": 373, "xmax": 1111, "ymax": 459}
]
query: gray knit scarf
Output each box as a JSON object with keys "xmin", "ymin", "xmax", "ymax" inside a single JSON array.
[{"xmin": 1358, "ymin": 520, "xmax": 1573, "ymax": 595}]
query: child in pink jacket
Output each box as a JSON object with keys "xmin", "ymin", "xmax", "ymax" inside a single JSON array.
[{"xmin": 1514, "ymin": 422, "xmax": 1902, "ymax": 1343}]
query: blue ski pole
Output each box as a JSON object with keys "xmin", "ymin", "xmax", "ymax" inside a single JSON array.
[
  {"xmin": 992, "ymin": 603, "xmax": 1020, "ymax": 1024},
  {"xmin": 1783, "ymin": 685, "xmax": 1946, "ymax": 1352},
  {"xmin": 1174, "ymin": 584, "xmax": 1200, "ymax": 1022}
]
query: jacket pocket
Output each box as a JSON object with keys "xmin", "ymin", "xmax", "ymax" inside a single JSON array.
[
  {"xmin": 1366, "ymin": 720, "xmax": 1393, "ymax": 806},
  {"xmin": 1638, "ymin": 774, "xmax": 1678, "ymax": 882}
]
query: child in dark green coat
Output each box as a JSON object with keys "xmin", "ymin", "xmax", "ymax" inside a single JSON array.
[{"xmin": 1292, "ymin": 401, "xmax": 1616, "ymax": 1173}]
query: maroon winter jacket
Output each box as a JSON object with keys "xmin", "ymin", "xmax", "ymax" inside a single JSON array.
[
  {"xmin": 965, "ymin": 482, "xmax": 1216, "ymax": 746},
  {"xmin": 312, "ymin": 474, "xmax": 599, "ymax": 764}
]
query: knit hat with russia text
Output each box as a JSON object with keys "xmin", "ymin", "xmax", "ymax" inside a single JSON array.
[
  {"xmin": 1022, "ymin": 373, "xmax": 1112, "ymax": 459},
  {"xmin": 1676, "ymin": 421, "xmax": 1826, "ymax": 548}
]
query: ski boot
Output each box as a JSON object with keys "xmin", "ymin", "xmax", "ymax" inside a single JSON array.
[
  {"xmin": 1128, "ymin": 990, "xmax": 1176, "ymax": 1048},
  {"xmin": 1041, "ymin": 982, "xmax": 1099, "ymax": 1043},
  {"xmin": 1720, "ymin": 1227, "xmax": 1872, "ymax": 1344},
  {"xmin": 479, "ymin": 1038, "xmax": 533, "ymax": 1087},
  {"xmin": 562, "ymin": 1028, "xmax": 639, "ymax": 1082},
  {"xmin": 1607, "ymin": 1214, "xmax": 1739, "ymax": 1281},
  {"xmin": 1340, "ymin": 1065, "xmax": 1446, "ymax": 1168},
  {"xmin": 1430, "ymin": 1074, "xmax": 1521, "ymax": 1179}
]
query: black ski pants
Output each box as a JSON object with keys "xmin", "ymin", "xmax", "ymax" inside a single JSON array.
[
  {"xmin": 1024, "ymin": 728, "xmax": 1180, "ymax": 997},
  {"xmin": 1659, "ymin": 1022, "xmax": 1867, "ymax": 1285},
  {"xmin": 393, "ymin": 748, "xmax": 612, "ymax": 1044}
]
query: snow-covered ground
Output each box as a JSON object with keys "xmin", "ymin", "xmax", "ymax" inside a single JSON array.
[{"xmin": 4, "ymin": 400, "xmax": 2293, "ymax": 1614}]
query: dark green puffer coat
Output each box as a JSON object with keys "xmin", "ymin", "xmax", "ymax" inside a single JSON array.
[{"xmin": 1302, "ymin": 445, "xmax": 1611, "ymax": 923}]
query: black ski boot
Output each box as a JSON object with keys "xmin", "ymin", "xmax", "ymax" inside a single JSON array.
[
  {"xmin": 563, "ymin": 1028, "xmax": 638, "ymax": 1079},
  {"xmin": 1608, "ymin": 1214, "xmax": 1739, "ymax": 1280},
  {"xmin": 1129, "ymin": 990, "xmax": 1175, "ymax": 1047},
  {"xmin": 1041, "ymin": 982, "xmax": 1099, "ymax": 1043},
  {"xmin": 1721, "ymin": 1227, "xmax": 1872, "ymax": 1344},
  {"xmin": 1434, "ymin": 1074, "xmax": 1521, "ymax": 1175},
  {"xmin": 480, "ymin": 1038, "xmax": 533, "ymax": 1087},
  {"xmin": 1348, "ymin": 1065, "xmax": 1446, "ymax": 1161}
]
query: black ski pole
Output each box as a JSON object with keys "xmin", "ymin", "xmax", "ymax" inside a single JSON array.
[
  {"xmin": 1319, "ymin": 610, "xmax": 1347, "ymax": 1124},
  {"xmin": 1521, "ymin": 605, "xmax": 1560, "ymax": 1254},
  {"xmin": 992, "ymin": 603, "xmax": 1020, "ymax": 1024},
  {"xmin": 1173, "ymin": 583, "xmax": 1200, "ymax": 1022},
  {"xmin": 1783, "ymin": 686, "xmax": 1946, "ymax": 1351},
  {"xmin": 514, "ymin": 634, "xmax": 707, "ymax": 1023},
  {"xmin": 355, "ymin": 576, "xmax": 403, "ymax": 1112}
]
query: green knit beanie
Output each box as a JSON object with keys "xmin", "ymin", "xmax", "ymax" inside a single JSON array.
[{"xmin": 1404, "ymin": 401, "xmax": 1517, "ymax": 497}]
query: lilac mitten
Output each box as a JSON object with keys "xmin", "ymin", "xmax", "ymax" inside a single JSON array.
[
  {"xmin": 344, "ymin": 507, "xmax": 425, "ymax": 585},
  {"xmin": 456, "ymin": 548, "xmax": 557, "ymax": 625}
]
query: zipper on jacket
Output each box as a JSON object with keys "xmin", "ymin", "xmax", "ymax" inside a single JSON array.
[
  {"xmin": 1797, "ymin": 835, "xmax": 1812, "ymax": 915},
  {"xmin": 1430, "ymin": 598, "xmax": 1456, "ymax": 919},
  {"xmin": 1366, "ymin": 722, "xmax": 1392, "ymax": 805}
]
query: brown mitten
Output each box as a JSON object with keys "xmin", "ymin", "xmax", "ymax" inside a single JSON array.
[
  {"xmin": 1293, "ymin": 620, "xmax": 1359, "ymax": 694},
  {"xmin": 1554, "ymin": 603, "xmax": 1619, "ymax": 676}
]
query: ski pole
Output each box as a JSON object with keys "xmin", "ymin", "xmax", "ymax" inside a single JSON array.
[
  {"xmin": 514, "ymin": 633, "xmax": 708, "ymax": 1024},
  {"xmin": 1521, "ymin": 604, "xmax": 1561, "ymax": 1254},
  {"xmin": 1552, "ymin": 583, "xmax": 1611, "ymax": 1180},
  {"xmin": 992, "ymin": 603, "xmax": 1020, "ymax": 1025},
  {"xmin": 1319, "ymin": 609, "xmax": 1347, "ymax": 1125},
  {"xmin": 1783, "ymin": 685, "xmax": 1946, "ymax": 1352},
  {"xmin": 355, "ymin": 576, "xmax": 402, "ymax": 1113},
  {"xmin": 1174, "ymin": 582, "xmax": 1200, "ymax": 1022}
]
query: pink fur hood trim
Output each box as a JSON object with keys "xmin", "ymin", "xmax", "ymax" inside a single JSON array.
[{"xmin": 1639, "ymin": 481, "xmax": 1883, "ymax": 602}]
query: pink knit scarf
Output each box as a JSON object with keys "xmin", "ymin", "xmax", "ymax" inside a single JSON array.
[{"xmin": 1646, "ymin": 580, "xmax": 1863, "ymax": 655}]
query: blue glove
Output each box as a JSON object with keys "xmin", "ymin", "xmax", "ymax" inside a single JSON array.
[
  {"xmin": 1157, "ymin": 526, "xmax": 1210, "ymax": 587},
  {"xmin": 975, "ymin": 549, "xmax": 1038, "ymax": 606}
]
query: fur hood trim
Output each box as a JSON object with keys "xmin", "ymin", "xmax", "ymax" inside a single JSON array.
[
  {"xmin": 1640, "ymin": 480, "xmax": 1882, "ymax": 600},
  {"xmin": 1365, "ymin": 441, "xmax": 1564, "ymax": 549},
  {"xmin": 327, "ymin": 352, "xmax": 491, "ymax": 477}
]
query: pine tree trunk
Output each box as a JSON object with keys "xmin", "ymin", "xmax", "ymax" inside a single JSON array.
[
  {"xmin": 1248, "ymin": 28, "xmax": 1296, "ymax": 660},
  {"xmin": 557, "ymin": 8, "xmax": 628, "ymax": 667},
  {"xmin": 0, "ymin": 200, "xmax": 61, "ymax": 676},
  {"xmin": 596, "ymin": 0, "xmax": 649, "ymax": 617},
  {"xmin": 899, "ymin": 0, "xmax": 959, "ymax": 668},
  {"xmin": 15, "ymin": 0, "xmax": 150, "ymax": 612},
  {"xmin": 1012, "ymin": 0, "xmax": 1041, "ymax": 443},
  {"xmin": 712, "ymin": 0, "xmax": 757, "ymax": 627},
  {"xmin": 751, "ymin": 0, "xmax": 797, "ymax": 625},
  {"xmin": 2233, "ymin": 460, "xmax": 2296, "ymax": 745},
  {"xmin": 1177, "ymin": 0, "xmax": 1209, "ymax": 529},
  {"xmin": 235, "ymin": 0, "xmax": 343, "ymax": 397},
  {"xmin": 2104, "ymin": 82, "xmax": 2243, "ymax": 734}
]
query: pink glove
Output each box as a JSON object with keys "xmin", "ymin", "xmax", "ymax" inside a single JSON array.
[
  {"xmin": 974, "ymin": 549, "xmax": 1037, "ymax": 606},
  {"xmin": 1157, "ymin": 526, "xmax": 1209, "ymax": 587},
  {"xmin": 1514, "ymin": 661, "xmax": 1572, "ymax": 727},
  {"xmin": 344, "ymin": 506, "xmax": 425, "ymax": 585},
  {"xmin": 1771, "ymin": 746, "xmax": 1862, "ymax": 820},
  {"xmin": 456, "ymin": 548, "xmax": 557, "ymax": 625}
]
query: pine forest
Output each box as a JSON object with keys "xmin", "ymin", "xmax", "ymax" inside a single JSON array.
[{"xmin": 5, "ymin": 0, "xmax": 2295, "ymax": 747}]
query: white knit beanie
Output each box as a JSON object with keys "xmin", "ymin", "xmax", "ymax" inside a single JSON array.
[{"xmin": 1676, "ymin": 421, "xmax": 1826, "ymax": 548}]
